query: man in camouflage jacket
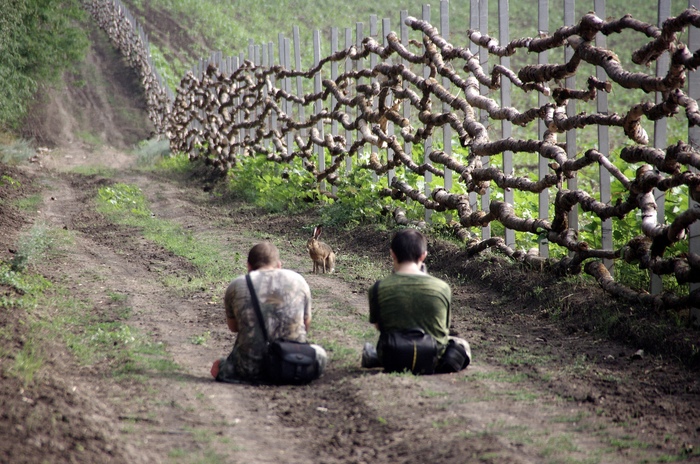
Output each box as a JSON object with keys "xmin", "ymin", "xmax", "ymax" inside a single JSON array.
[{"xmin": 211, "ymin": 242, "xmax": 327, "ymax": 382}]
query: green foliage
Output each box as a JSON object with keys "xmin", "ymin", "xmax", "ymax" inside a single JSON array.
[
  {"xmin": 148, "ymin": 44, "xmax": 182, "ymax": 93},
  {"xmin": 0, "ymin": 261, "xmax": 52, "ymax": 310},
  {"xmin": 568, "ymin": 150, "xmax": 691, "ymax": 292},
  {"xmin": 95, "ymin": 0, "xmax": 699, "ymax": 299},
  {"xmin": 154, "ymin": 151, "xmax": 190, "ymax": 172},
  {"xmin": 321, "ymin": 168, "xmax": 393, "ymax": 228},
  {"xmin": 97, "ymin": 183, "xmax": 152, "ymax": 218},
  {"xmin": 0, "ymin": 0, "xmax": 89, "ymax": 129},
  {"xmin": 95, "ymin": 182, "xmax": 241, "ymax": 291},
  {"xmin": 133, "ymin": 137, "xmax": 173, "ymax": 167},
  {"xmin": 10, "ymin": 222, "xmax": 64, "ymax": 273},
  {"xmin": 0, "ymin": 139, "xmax": 36, "ymax": 164},
  {"xmin": 189, "ymin": 331, "xmax": 210, "ymax": 346},
  {"xmin": 227, "ymin": 155, "xmax": 319, "ymax": 213},
  {"xmin": 0, "ymin": 174, "xmax": 20, "ymax": 188},
  {"xmin": 138, "ymin": 0, "xmax": 467, "ymax": 67}
]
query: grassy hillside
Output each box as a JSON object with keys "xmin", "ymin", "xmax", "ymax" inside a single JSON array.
[
  {"xmin": 0, "ymin": 0, "xmax": 88, "ymax": 131},
  {"xmin": 121, "ymin": 0, "xmax": 690, "ymax": 153},
  {"xmin": 123, "ymin": 0, "xmax": 683, "ymax": 89}
]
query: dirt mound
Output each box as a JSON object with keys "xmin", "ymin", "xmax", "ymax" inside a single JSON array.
[{"xmin": 20, "ymin": 23, "xmax": 153, "ymax": 150}]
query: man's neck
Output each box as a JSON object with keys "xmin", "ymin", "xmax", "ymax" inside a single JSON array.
[
  {"xmin": 252, "ymin": 265, "xmax": 278, "ymax": 272},
  {"xmin": 393, "ymin": 261, "xmax": 424, "ymax": 274}
]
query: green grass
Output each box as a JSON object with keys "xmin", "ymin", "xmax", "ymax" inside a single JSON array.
[
  {"xmin": 465, "ymin": 370, "xmax": 529, "ymax": 383},
  {"xmin": 0, "ymin": 263, "xmax": 52, "ymax": 308},
  {"xmin": 108, "ymin": 291, "xmax": 129, "ymax": 303},
  {"xmin": 319, "ymin": 340, "xmax": 357, "ymax": 366},
  {"xmin": 95, "ymin": 182, "xmax": 242, "ymax": 293},
  {"xmin": 336, "ymin": 252, "xmax": 387, "ymax": 282},
  {"xmin": 14, "ymin": 194, "xmax": 42, "ymax": 212},
  {"xmin": 70, "ymin": 166, "xmax": 117, "ymax": 177},
  {"xmin": 189, "ymin": 331, "xmax": 211, "ymax": 346},
  {"xmin": 37, "ymin": 277, "xmax": 180, "ymax": 380},
  {"xmin": 75, "ymin": 130, "xmax": 103, "ymax": 148},
  {"xmin": 499, "ymin": 346, "xmax": 554, "ymax": 367},
  {"xmin": 9, "ymin": 337, "xmax": 44, "ymax": 385},
  {"xmin": 606, "ymin": 434, "xmax": 651, "ymax": 452},
  {"xmin": 420, "ymin": 388, "xmax": 449, "ymax": 398},
  {"xmin": 168, "ymin": 446, "xmax": 230, "ymax": 463},
  {"xmin": 9, "ymin": 222, "xmax": 71, "ymax": 273},
  {"xmin": 0, "ymin": 217, "xmax": 180, "ymax": 386},
  {"xmin": 0, "ymin": 173, "xmax": 21, "ymax": 188},
  {"xmin": 133, "ymin": 137, "xmax": 173, "ymax": 167},
  {"xmin": 541, "ymin": 433, "xmax": 580, "ymax": 459},
  {"xmin": 63, "ymin": 316, "xmax": 180, "ymax": 379},
  {"xmin": 552, "ymin": 411, "xmax": 588, "ymax": 424},
  {"xmin": 0, "ymin": 140, "xmax": 36, "ymax": 164}
]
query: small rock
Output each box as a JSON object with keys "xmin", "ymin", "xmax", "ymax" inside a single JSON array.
[{"xmin": 630, "ymin": 349, "xmax": 644, "ymax": 360}]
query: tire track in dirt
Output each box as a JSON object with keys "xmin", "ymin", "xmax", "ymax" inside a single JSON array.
[{"xmin": 37, "ymin": 167, "xmax": 315, "ymax": 463}]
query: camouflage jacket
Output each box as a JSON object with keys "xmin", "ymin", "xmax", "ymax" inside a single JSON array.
[{"xmin": 224, "ymin": 269, "xmax": 311, "ymax": 380}]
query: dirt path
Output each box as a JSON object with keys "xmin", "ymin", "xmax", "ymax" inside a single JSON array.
[
  {"xmin": 9, "ymin": 142, "xmax": 693, "ymax": 464},
  {"xmin": 35, "ymin": 148, "xmax": 319, "ymax": 463}
]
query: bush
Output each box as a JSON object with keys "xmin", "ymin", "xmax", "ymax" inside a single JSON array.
[
  {"xmin": 0, "ymin": 0, "xmax": 88, "ymax": 130},
  {"xmin": 227, "ymin": 155, "xmax": 320, "ymax": 213}
]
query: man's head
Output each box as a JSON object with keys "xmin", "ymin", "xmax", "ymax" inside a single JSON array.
[
  {"xmin": 247, "ymin": 242, "xmax": 281, "ymax": 270},
  {"xmin": 390, "ymin": 229, "xmax": 427, "ymax": 264}
]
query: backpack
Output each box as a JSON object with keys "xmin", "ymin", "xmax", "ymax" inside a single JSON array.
[
  {"xmin": 379, "ymin": 327, "xmax": 439, "ymax": 375},
  {"xmin": 371, "ymin": 281, "xmax": 439, "ymax": 375},
  {"xmin": 246, "ymin": 275, "xmax": 320, "ymax": 385}
]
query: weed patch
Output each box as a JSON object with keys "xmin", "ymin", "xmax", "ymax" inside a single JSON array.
[
  {"xmin": 95, "ymin": 182, "xmax": 242, "ymax": 292},
  {"xmin": 134, "ymin": 138, "xmax": 172, "ymax": 167}
]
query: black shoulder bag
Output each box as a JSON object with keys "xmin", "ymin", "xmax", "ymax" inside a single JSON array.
[
  {"xmin": 371, "ymin": 281, "xmax": 438, "ymax": 375},
  {"xmin": 245, "ymin": 274, "xmax": 319, "ymax": 385}
]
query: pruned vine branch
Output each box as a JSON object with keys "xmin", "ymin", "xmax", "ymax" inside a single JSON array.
[{"xmin": 86, "ymin": 0, "xmax": 700, "ymax": 311}]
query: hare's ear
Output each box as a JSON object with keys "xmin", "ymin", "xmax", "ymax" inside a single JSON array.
[{"xmin": 314, "ymin": 226, "xmax": 322, "ymax": 239}]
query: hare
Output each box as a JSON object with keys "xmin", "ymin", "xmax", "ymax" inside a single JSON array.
[{"xmin": 307, "ymin": 225, "xmax": 335, "ymax": 273}]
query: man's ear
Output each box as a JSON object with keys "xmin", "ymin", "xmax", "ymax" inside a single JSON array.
[
  {"xmin": 418, "ymin": 251, "xmax": 428, "ymax": 263},
  {"xmin": 276, "ymin": 260, "xmax": 282, "ymax": 269},
  {"xmin": 246, "ymin": 262, "xmax": 253, "ymax": 272}
]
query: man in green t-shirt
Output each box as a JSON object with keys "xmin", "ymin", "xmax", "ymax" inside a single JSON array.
[{"xmin": 362, "ymin": 229, "xmax": 471, "ymax": 373}]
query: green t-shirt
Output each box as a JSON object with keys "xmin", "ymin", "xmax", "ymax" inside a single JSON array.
[{"xmin": 368, "ymin": 272, "xmax": 451, "ymax": 347}]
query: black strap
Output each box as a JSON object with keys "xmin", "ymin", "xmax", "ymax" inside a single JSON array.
[
  {"xmin": 371, "ymin": 280, "xmax": 383, "ymax": 331},
  {"xmin": 246, "ymin": 274, "xmax": 269, "ymax": 343}
]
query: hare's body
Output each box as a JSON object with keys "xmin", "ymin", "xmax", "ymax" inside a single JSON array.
[{"xmin": 307, "ymin": 226, "xmax": 335, "ymax": 273}]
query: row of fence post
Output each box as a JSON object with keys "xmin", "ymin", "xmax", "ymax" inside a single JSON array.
[{"xmin": 175, "ymin": 0, "xmax": 696, "ymax": 317}]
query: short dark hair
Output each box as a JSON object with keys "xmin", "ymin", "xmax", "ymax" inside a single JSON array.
[
  {"xmin": 247, "ymin": 242, "xmax": 280, "ymax": 270},
  {"xmin": 390, "ymin": 229, "xmax": 427, "ymax": 263}
]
